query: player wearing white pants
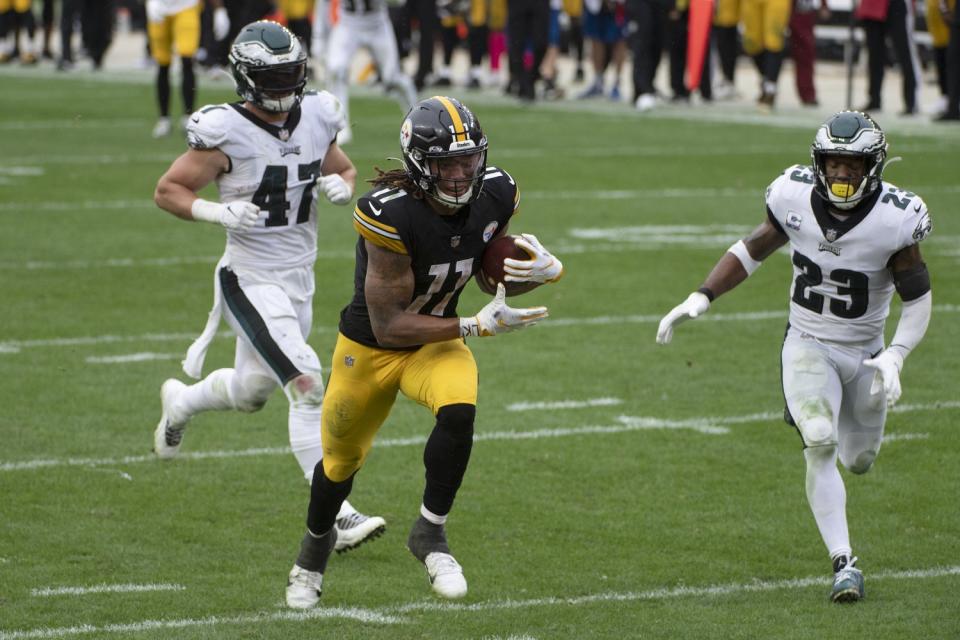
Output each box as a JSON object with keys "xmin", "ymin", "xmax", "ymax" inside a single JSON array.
[
  {"xmin": 321, "ymin": 0, "xmax": 417, "ymax": 144},
  {"xmin": 152, "ymin": 21, "xmax": 386, "ymax": 553},
  {"xmin": 657, "ymin": 111, "xmax": 933, "ymax": 604}
]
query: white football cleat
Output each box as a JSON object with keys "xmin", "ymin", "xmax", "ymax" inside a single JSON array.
[
  {"xmin": 286, "ymin": 564, "xmax": 323, "ymax": 609},
  {"xmin": 334, "ymin": 511, "xmax": 386, "ymax": 553},
  {"xmin": 424, "ymin": 552, "xmax": 467, "ymax": 599},
  {"xmin": 152, "ymin": 116, "xmax": 172, "ymax": 138},
  {"xmin": 153, "ymin": 379, "xmax": 189, "ymax": 459}
]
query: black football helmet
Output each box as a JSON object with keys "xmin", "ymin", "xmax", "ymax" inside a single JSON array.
[
  {"xmin": 810, "ymin": 111, "xmax": 887, "ymax": 210},
  {"xmin": 228, "ymin": 21, "xmax": 307, "ymax": 113},
  {"xmin": 400, "ymin": 96, "xmax": 488, "ymax": 208}
]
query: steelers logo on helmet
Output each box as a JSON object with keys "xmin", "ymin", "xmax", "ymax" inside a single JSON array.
[
  {"xmin": 400, "ymin": 96, "xmax": 489, "ymax": 209},
  {"xmin": 228, "ymin": 21, "xmax": 308, "ymax": 113},
  {"xmin": 810, "ymin": 110, "xmax": 888, "ymax": 210}
]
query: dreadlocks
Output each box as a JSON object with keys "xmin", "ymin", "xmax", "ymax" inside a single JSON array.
[{"xmin": 369, "ymin": 166, "xmax": 424, "ymax": 199}]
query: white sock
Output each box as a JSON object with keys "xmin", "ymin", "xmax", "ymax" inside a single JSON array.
[
  {"xmin": 177, "ymin": 368, "xmax": 236, "ymax": 419},
  {"xmin": 420, "ymin": 504, "xmax": 447, "ymax": 525},
  {"xmin": 337, "ymin": 499, "xmax": 357, "ymax": 519},
  {"xmin": 804, "ymin": 445, "xmax": 851, "ymax": 558},
  {"xmin": 289, "ymin": 404, "xmax": 324, "ymax": 482}
]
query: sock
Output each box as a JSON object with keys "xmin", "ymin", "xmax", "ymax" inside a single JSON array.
[
  {"xmin": 420, "ymin": 504, "xmax": 446, "ymax": 525},
  {"xmin": 177, "ymin": 368, "xmax": 236, "ymax": 419},
  {"xmin": 289, "ymin": 404, "xmax": 323, "ymax": 482},
  {"xmin": 804, "ymin": 445, "xmax": 851, "ymax": 559},
  {"xmin": 296, "ymin": 528, "xmax": 336, "ymax": 572}
]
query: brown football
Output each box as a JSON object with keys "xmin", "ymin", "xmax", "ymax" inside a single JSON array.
[{"xmin": 479, "ymin": 235, "xmax": 539, "ymax": 296}]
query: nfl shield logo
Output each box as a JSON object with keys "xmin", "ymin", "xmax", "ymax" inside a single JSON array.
[
  {"xmin": 825, "ymin": 229, "xmax": 838, "ymax": 242},
  {"xmin": 450, "ymin": 235, "xmax": 461, "ymax": 248},
  {"xmin": 344, "ymin": 355, "xmax": 355, "ymax": 367},
  {"xmin": 279, "ymin": 129, "xmax": 290, "ymax": 142}
]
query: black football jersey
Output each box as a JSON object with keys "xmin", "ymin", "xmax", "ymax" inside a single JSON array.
[{"xmin": 339, "ymin": 166, "xmax": 520, "ymax": 349}]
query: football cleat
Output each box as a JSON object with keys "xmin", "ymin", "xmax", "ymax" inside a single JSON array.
[
  {"xmin": 285, "ymin": 564, "xmax": 323, "ymax": 609},
  {"xmin": 334, "ymin": 511, "xmax": 386, "ymax": 554},
  {"xmin": 424, "ymin": 552, "xmax": 467, "ymax": 599},
  {"xmin": 830, "ymin": 556, "xmax": 865, "ymax": 603},
  {"xmin": 152, "ymin": 117, "xmax": 172, "ymax": 138},
  {"xmin": 407, "ymin": 516, "xmax": 467, "ymax": 599},
  {"xmin": 153, "ymin": 379, "xmax": 189, "ymax": 459}
]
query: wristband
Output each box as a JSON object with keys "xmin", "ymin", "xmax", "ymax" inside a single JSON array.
[
  {"xmin": 190, "ymin": 198, "xmax": 221, "ymax": 224},
  {"xmin": 696, "ymin": 287, "xmax": 715, "ymax": 302}
]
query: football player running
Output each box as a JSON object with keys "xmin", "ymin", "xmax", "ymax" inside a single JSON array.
[
  {"xmin": 314, "ymin": 0, "xmax": 417, "ymax": 144},
  {"xmin": 152, "ymin": 21, "xmax": 386, "ymax": 553},
  {"xmin": 284, "ymin": 96, "xmax": 563, "ymax": 608},
  {"xmin": 656, "ymin": 111, "xmax": 932, "ymax": 603}
]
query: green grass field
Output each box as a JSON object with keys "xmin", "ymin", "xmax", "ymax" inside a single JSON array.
[{"xmin": 1, "ymin": 71, "xmax": 959, "ymax": 639}]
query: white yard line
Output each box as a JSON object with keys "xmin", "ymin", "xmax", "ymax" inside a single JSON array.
[
  {"xmin": 3, "ymin": 566, "xmax": 957, "ymax": 639},
  {"xmin": 85, "ymin": 353, "xmax": 180, "ymax": 364},
  {"xmin": 0, "ymin": 607, "xmax": 402, "ymax": 640},
  {"xmin": 4, "ymin": 184, "xmax": 960, "ymax": 213},
  {"xmin": 1, "ymin": 402, "xmax": 952, "ymax": 473},
  {"xmin": 31, "ymin": 584, "xmax": 185, "ymax": 597},
  {"xmin": 506, "ymin": 398, "xmax": 623, "ymax": 411}
]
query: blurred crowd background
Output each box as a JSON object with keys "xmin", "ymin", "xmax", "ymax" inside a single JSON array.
[{"xmin": 1, "ymin": 0, "xmax": 957, "ymax": 122}]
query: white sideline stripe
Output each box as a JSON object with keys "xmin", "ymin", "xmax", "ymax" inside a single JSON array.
[
  {"xmin": 0, "ymin": 250, "xmax": 354, "ymax": 271},
  {"xmin": 0, "ymin": 607, "xmax": 401, "ymax": 639},
  {"xmin": 4, "ymin": 566, "xmax": 957, "ymax": 639},
  {"xmin": 31, "ymin": 583, "xmax": 185, "ymax": 597},
  {"xmin": 2, "ymin": 402, "xmax": 954, "ymax": 473},
  {"xmin": 506, "ymin": 397, "xmax": 622, "ymax": 411},
  {"xmin": 3, "ymin": 305, "xmax": 960, "ymax": 354},
  {"xmin": 387, "ymin": 565, "xmax": 960, "ymax": 615},
  {"xmin": 85, "ymin": 353, "xmax": 179, "ymax": 364}
]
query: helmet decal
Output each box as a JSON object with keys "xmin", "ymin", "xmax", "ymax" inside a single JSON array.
[{"xmin": 228, "ymin": 21, "xmax": 307, "ymax": 113}]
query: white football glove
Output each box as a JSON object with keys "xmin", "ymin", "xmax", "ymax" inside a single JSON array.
[
  {"xmin": 656, "ymin": 291, "xmax": 711, "ymax": 344},
  {"xmin": 318, "ymin": 174, "xmax": 353, "ymax": 205},
  {"xmin": 503, "ymin": 233, "xmax": 564, "ymax": 284},
  {"xmin": 459, "ymin": 283, "xmax": 548, "ymax": 337},
  {"xmin": 191, "ymin": 199, "xmax": 261, "ymax": 231},
  {"xmin": 212, "ymin": 7, "xmax": 230, "ymax": 41},
  {"xmin": 863, "ymin": 349, "xmax": 904, "ymax": 409}
]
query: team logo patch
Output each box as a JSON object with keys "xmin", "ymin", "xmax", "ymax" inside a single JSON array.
[
  {"xmin": 818, "ymin": 242, "xmax": 841, "ymax": 256},
  {"xmin": 280, "ymin": 144, "xmax": 301, "ymax": 157},
  {"xmin": 912, "ymin": 212, "xmax": 932, "ymax": 242},
  {"xmin": 482, "ymin": 222, "xmax": 499, "ymax": 243},
  {"xmin": 786, "ymin": 211, "xmax": 802, "ymax": 231},
  {"xmin": 344, "ymin": 355, "xmax": 355, "ymax": 367},
  {"xmin": 400, "ymin": 118, "xmax": 413, "ymax": 149},
  {"xmin": 450, "ymin": 235, "xmax": 461, "ymax": 248}
]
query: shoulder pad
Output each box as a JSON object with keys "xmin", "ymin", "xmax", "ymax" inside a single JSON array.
[
  {"xmin": 302, "ymin": 90, "xmax": 347, "ymax": 134},
  {"xmin": 481, "ymin": 166, "xmax": 520, "ymax": 213},
  {"xmin": 353, "ymin": 193, "xmax": 408, "ymax": 255},
  {"xmin": 185, "ymin": 104, "xmax": 233, "ymax": 150}
]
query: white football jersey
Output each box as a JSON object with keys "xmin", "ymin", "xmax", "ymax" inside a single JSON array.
[
  {"xmin": 186, "ymin": 91, "xmax": 345, "ymax": 271},
  {"xmin": 766, "ymin": 164, "xmax": 932, "ymax": 343}
]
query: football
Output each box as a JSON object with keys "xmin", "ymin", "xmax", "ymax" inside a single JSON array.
[{"xmin": 479, "ymin": 235, "xmax": 539, "ymax": 296}]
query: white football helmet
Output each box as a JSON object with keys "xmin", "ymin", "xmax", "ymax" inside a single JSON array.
[
  {"xmin": 229, "ymin": 21, "xmax": 307, "ymax": 113},
  {"xmin": 810, "ymin": 111, "xmax": 887, "ymax": 210}
]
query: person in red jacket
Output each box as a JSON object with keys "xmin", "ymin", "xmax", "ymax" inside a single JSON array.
[{"xmin": 789, "ymin": 0, "xmax": 830, "ymax": 105}]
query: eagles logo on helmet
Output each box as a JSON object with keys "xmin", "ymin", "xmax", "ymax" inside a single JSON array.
[
  {"xmin": 810, "ymin": 111, "xmax": 888, "ymax": 211},
  {"xmin": 228, "ymin": 21, "xmax": 307, "ymax": 114},
  {"xmin": 400, "ymin": 96, "xmax": 488, "ymax": 208}
]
